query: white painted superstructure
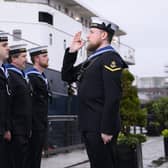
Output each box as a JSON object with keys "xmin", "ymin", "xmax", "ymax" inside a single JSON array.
[{"xmin": 0, "ymin": 0, "xmax": 135, "ymax": 73}]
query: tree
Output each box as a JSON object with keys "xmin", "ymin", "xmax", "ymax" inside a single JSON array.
[
  {"xmin": 120, "ymin": 69, "xmax": 147, "ymax": 134},
  {"xmin": 152, "ymin": 97, "xmax": 168, "ymax": 130}
]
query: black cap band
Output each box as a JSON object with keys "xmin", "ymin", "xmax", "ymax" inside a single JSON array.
[
  {"xmin": 30, "ymin": 49, "xmax": 48, "ymax": 57},
  {"xmin": 90, "ymin": 23, "xmax": 114, "ymax": 34},
  {"xmin": 0, "ymin": 37, "xmax": 8, "ymax": 42},
  {"xmin": 9, "ymin": 48, "xmax": 27, "ymax": 55}
]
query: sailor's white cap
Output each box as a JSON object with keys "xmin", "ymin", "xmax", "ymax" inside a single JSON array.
[
  {"xmin": 28, "ymin": 46, "xmax": 48, "ymax": 57},
  {"xmin": 9, "ymin": 44, "xmax": 27, "ymax": 55},
  {"xmin": 0, "ymin": 31, "xmax": 8, "ymax": 42},
  {"xmin": 90, "ymin": 17, "xmax": 119, "ymax": 34}
]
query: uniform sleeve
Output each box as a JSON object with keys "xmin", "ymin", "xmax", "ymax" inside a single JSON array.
[
  {"xmin": 61, "ymin": 48, "xmax": 81, "ymax": 83},
  {"xmin": 100, "ymin": 53, "xmax": 124, "ymax": 135},
  {"xmin": 5, "ymin": 73, "xmax": 15, "ymax": 131},
  {"xmin": 28, "ymin": 75, "xmax": 36, "ymax": 91},
  {"xmin": 5, "ymin": 92, "xmax": 11, "ymax": 131},
  {"xmin": 5, "ymin": 101, "xmax": 11, "ymax": 131}
]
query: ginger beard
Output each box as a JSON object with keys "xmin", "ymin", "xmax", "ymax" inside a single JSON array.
[
  {"xmin": 86, "ymin": 28, "xmax": 104, "ymax": 52},
  {"xmin": 87, "ymin": 40, "xmax": 102, "ymax": 52},
  {"xmin": 38, "ymin": 54, "xmax": 49, "ymax": 69},
  {"xmin": 39, "ymin": 61, "xmax": 48, "ymax": 69}
]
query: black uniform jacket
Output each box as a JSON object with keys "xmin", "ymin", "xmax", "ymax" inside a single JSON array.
[
  {"xmin": 62, "ymin": 47, "xmax": 128, "ymax": 135},
  {"xmin": 0, "ymin": 67, "xmax": 10, "ymax": 135},
  {"xmin": 26, "ymin": 68, "xmax": 49, "ymax": 131},
  {"xmin": 7, "ymin": 64, "xmax": 32, "ymax": 136}
]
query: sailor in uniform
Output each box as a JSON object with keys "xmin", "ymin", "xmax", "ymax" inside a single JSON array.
[
  {"xmin": 25, "ymin": 46, "xmax": 50, "ymax": 168},
  {"xmin": 61, "ymin": 17, "xmax": 128, "ymax": 168},
  {"xmin": 6, "ymin": 44, "xmax": 32, "ymax": 168},
  {"xmin": 0, "ymin": 31, "xmax": 11, "ymax": 168}
]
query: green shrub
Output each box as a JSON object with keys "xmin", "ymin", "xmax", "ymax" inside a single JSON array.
[
  {"xmin": 149, "ymin": 121, "xmax": 160, "ymax": 128},
  {"xmin": 120, "ymin": 70, "xmax": 147, "ymax": 134},
  {"xmin": 161, "ymin": 129, "xmax": 168, "ymax": 138},
  {"xmin": 117, "ymin": 133, "xmax": 147, "ymax": 147}
]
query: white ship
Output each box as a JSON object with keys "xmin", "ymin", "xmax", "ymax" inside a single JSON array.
[
  {"xmin": 0, "ymin": 0, "xmax": 136, "ymax": 149},
  {"xmin": 0, "ymin": 0, "xmax": 135, "ymax": 111}
]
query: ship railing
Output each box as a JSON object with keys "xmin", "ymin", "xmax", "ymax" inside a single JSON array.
[
  {"xmin": 43, "ymin": 91, "xmax": 82, "ymax": 157},
  {"xmin": 112, "ymin": 41, "xmax": 135, "ymax": 65}
]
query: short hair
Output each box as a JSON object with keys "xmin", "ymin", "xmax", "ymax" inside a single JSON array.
[
  {"xmin": 31, "ymin": 54, "xmax": 40, "ymax": 64},
  {"xmin": 7, "ymin": 53, "xmax": 20, "ymax": 63},
  {"xmin": 101, "ymin": 29, "xmax": 115, "ymax": 43},
  {"xmin": 107, "ymin": 31, "xmax": 115, "ymax": 43},
  {"xmin": 30, "ymin": 55, "xmax": 35, "ymax": 64}
]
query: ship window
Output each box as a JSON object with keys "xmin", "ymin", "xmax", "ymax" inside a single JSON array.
[
  {"xmin": 63, "ymin": 39, "xmax": 67, "ymax": 50},
  {"xmin": 58, "ymin": 5, "xmax": 61, "ymax": 11},
  {"xmin": 64, "ymin": 8, "xmax": 69, "ymax": 14},
  {"xmin": 49, "ymin": 33, "xmax": 53, "ymax": 45},
  {"xmin": 70, "ymin": 12, "xmax": 74, "ymax": 18},
  {"xmin": 39, "ymin": 12, "xmax": 53, "ymax": 25},
  {"xmin": 13, "ymin": 29, "xmax": 22, "ymax": 41},
  {"xmin": 85, "ymin": 19, "xmax": 88, "ymax": 27}
]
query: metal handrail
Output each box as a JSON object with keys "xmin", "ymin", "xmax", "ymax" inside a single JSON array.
[
  {"xmin": 119, "ymin": 41, "xmax": 135, "ymax": 52},
  {"xmin": 48, "ymin": 115, "xmax": 78, "ymax": 122},
  {"xmin": 0, "ymin": 29, "xmax": 41, "ymax": 46}
]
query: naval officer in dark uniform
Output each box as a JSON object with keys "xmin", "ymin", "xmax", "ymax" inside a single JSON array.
[
  {"xmin": 61, "ymin": 17, "xmax": 128, "ymax": 168},
  {"xmin": 6, "ymin": 44, "xmax": 32, "ymax": 168},
  {"xmin": 25, "ymin": 46, "xmax": 50, "ymax": 168},
  {"xmin": 0, "ymin": 31, "xmax": 11, "ymax": 168}
]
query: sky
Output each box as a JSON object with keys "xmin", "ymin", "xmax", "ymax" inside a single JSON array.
[{"xmin": 79, "ymin": 0, "xmax": 168, "ymax": 78}]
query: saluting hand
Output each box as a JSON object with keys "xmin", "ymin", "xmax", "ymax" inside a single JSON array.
[
  {"xmin": 69, "ymin": 32, "xmax": 85, "ymax": 53},
  {"xmin": 4, "ymin": 131, "xmax": 12, "ymax": 142},
  {"xmin": 101, "ymin": 133, "xmax": 113, "ymax": 145}
]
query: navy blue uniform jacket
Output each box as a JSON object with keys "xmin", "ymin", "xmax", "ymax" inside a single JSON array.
[
  {"xmin": 27, "ymin": 72, "xmax": 49, "ymax": 131},
  {"xmin": 8, "ymin": 68, "xmax": 32, "ymax": 136},
  {"xmin": 0, "ymin": 68, "xmax": 10, "ymax": 135},
  {"xmin": 61, "ymin": 48, "xmax": 128, "ymax": 135}
]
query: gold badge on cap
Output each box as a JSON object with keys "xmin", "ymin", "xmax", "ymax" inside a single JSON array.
[
  {"xmin": 41, "ymin": 49, "xmax": 47, "ymax": 53},
  {"xmin": 20, "ymin": 48, "xmax": 26, "ymax": 52}
]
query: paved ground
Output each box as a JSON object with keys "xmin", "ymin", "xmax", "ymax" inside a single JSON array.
[
  {"xmin": 159, "ymin": 162, "xmax": 168, "ymax": 168},
  {"xmin": 143, "ymin": 136, "xmax": 164, "ymax": 167},
  {"xmin": 41, "ymin": 136, "xmax": 168, "ymax": 168},
  {"xmin": 42, "ymin": 150, "xmax": 89, "ymax": 168}
]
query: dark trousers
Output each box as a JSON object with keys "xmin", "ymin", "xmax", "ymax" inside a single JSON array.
[
  {"xmin": 83, "ymin": 132, "xmax": 118, "ymax": 168},
  {"xmin": 11, "ymin": 135, "xmax": 30, "ymax": 168},
  {"xmin": 27, "ymin": 130, "xmax": 46, "ymax": 168},
  {"xmin": 0, "ymin": 136, "xmax": 11, "ymax": 168}
]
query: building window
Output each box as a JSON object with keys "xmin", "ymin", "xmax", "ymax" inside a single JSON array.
[
  {"xmin": 13, "ymin": 29, "xmax": 22, "ymax": 41},
  {"xmin": 49, "ymin": 33, "xmax": 53, "ymax": 45},
  {"xmin": 39, "ymin": 12, "xmax": 53, "ymax": 25}
]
